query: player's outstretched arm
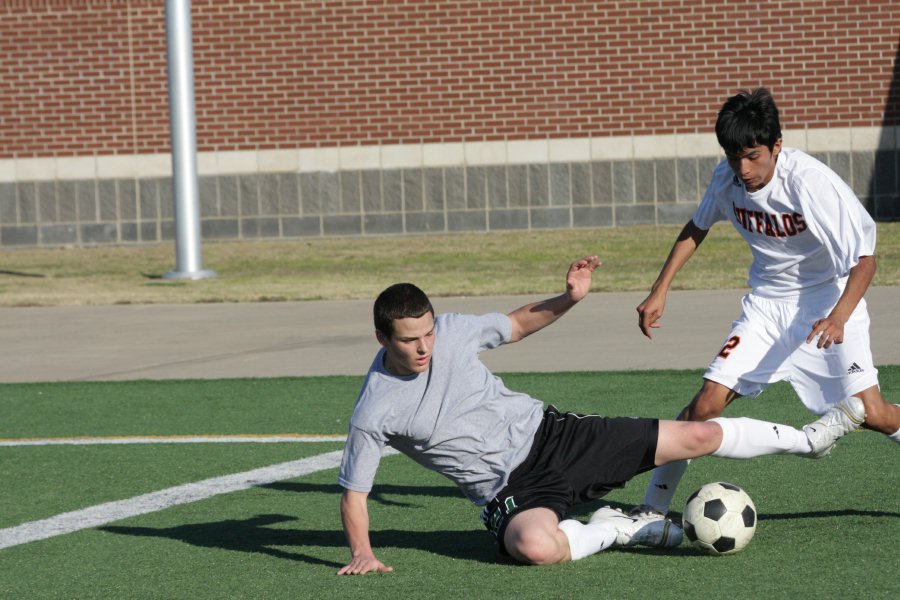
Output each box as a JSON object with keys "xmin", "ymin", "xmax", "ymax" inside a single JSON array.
[
  {"xmin": 637, "ymin": 220, "xmax": 708, "ymax": 339},
  {"xmin": 337, "ymin": 489, "xmax": 394, "ymax": 575},
  {"xmin": 506, "ymin": 255, "xmax": 600, "ymax": 343}
]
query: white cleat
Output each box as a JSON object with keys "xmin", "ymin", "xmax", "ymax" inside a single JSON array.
[
  {"xmin": 589, "ymin": 505, "xmax": 682, "ymax": 548},
  {"xmin": 803, "ymin": 396, "xmax": 866, "ymax": 458}
]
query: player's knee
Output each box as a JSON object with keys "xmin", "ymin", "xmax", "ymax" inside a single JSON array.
[
  {"xmin": 682, "ymin": 421, "xmax": 722, "ymax": 455},
  {"xmin": 506, "ymin": 528, "xmax": 564, "ymax": 565}
]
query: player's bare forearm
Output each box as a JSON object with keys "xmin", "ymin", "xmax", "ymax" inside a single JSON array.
[
  {"xmin": 637, "ymin": 221, "xmax": 708, "ymax": 338},
  {"xmin": 807, "ymin": 255, "xmax": 876, "ymax": 348},
  {"xmin": 507, "ymin": 256, "xmax": 600, "ymax": 343},
  {"xmin": 653, "ymin": 220, "xmax": 707, "ymax": 292},
  {"xmin": 507, "ymin": 293, "xmax": 577, "ymax": 344},
  {"xmin": 338, "ymin": 489, "xmax": 393, "ymax": 575},
  {"xmin": 833, "ymin": 255, "xmax": 875, "ymax": 319}
]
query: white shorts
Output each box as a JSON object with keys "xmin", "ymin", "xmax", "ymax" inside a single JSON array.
[{"xmin": 703, "ymin": 291, "xmax": 880, "ymax": 415}]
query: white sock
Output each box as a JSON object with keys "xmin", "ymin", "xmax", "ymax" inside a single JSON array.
[
  {"xmin": 889, "ymin": 405, "xmax": 900, "ymax": 444},
  {"xmin": 711, "ymin": 417, "xmax": 812, "ymax": 458},
  {"xmin": 642, "ymin": 459, "xmax": 690, "ymax": 514},
  {"xmin": 558, "ymin": 518, "xmax": 617, "ymax": 560}
]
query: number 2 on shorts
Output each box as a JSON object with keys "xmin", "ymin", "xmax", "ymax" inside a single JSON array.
[{"xmin": 718, "ymin": 335, "xmax": 741, "ymax": 359}]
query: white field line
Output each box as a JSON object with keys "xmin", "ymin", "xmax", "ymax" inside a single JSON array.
[
  {"xmin": 0, "ymin": 434, "xmax": 347, "ymax": 447},
  {"xmin": 0, "ymin": 444, "xmax": 398, "ymax": 551}
]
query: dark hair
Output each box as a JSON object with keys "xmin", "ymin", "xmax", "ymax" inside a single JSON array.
[
  {"xmin": 715, "ymin": 88, "xmax": 782, "ymax": 155},
  {"xmin": 373, "ymin": 283, "xmax": 434, "ymax": 338}
]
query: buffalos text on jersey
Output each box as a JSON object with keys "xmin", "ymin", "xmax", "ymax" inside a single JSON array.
[{"xmin": 732, "ymin": 202, "xmax": 808, "ymax": 238}]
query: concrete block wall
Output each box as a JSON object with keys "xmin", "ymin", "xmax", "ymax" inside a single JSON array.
[{"xmin": 2, "ymin": 133, "xmax": 896, "ymax": 247}]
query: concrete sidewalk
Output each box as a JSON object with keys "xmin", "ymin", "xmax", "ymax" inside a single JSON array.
[{"xmin": 1, "ymin": 287, "xmax": 897, "ymax": 383}]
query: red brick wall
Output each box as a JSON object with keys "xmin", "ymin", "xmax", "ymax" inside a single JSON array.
[{"xmin": 2, "ymin": 0, "xmax": 898, "ymax": 159}]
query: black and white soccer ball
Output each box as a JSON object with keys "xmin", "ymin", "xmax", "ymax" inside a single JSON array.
[{"xmin": 682, "ymin": 482, "xmax": 757, "ymax": 555}]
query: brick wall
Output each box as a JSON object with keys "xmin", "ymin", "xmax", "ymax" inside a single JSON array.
[
  {"xmin": 0, "ymin": 0, "xmax": 898, "ymax": 247},
  {"xmin": 2, "ymin": 0, "xmax": 898, "ymax": 158}
]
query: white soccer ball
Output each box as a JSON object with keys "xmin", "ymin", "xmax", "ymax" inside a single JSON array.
[{"xmin": 682, "ymin": 482, "xmax": 757, "ymax": 555}]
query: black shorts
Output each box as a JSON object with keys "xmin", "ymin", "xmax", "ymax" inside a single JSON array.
[{"xmin": 481, "ymin": 405, "xmax": 659, "ymax": 554}]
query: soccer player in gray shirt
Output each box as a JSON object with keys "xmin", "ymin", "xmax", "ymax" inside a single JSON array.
[{"xmin": 337, "ymin": 256, "xmax": 864, "ymax": 574}]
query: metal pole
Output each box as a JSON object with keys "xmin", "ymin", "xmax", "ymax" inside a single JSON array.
[{"xmin": 163, "ymin": 0, "xmax": 215, "ymax": 280}]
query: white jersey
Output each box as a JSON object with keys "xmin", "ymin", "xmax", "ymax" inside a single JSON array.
[{"xmin": 692, "ymin": 147, "xmax": 876, "ymax": 299}]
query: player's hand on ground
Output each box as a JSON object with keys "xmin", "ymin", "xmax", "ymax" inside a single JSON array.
[
  {"xmin": 336, "ymin": 553, "xmax": 394, "ymax": 576},
  {"xmin": 807, "ymin": 316, "xmax": 845, "ymax": 349},
  {"xmin": 636, "ymin": 292, "xmax": 665, "ymax": 339},
  {"xmin": 565, "ymin": 255, "xmax": 601, "ymax": 302}
]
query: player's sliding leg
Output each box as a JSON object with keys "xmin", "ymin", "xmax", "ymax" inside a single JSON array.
[
  {"xmin": 644, "ymin": 397, "xmax": 866, "ymax": 515},
  {"xmin": 588, "ymin": 506, "xmax": 682, "ymax": 548},
  {"xmin": 655, "ymin": 416, "xmax": 811, "ymax": 464},
  {"xmin": 712, "ymin": 416, "xmax": 816, "ymax": 458},
  {"xmin": 638, "ymin": 417, "xmax": 803, "ymax": 515},
  {"xmin": 507, "ymin": 507, "xmax": 679, "ymax": 562},
  {"xmin": 656, "ymin": 398, "xmax": 866, "ymax": 463},
  {"xmin": 504, "ymin": 507, "xmax": 616, "ymax": 564},
  {"xmin": 639, "ymin": 415, "xmax": 799, "ymax": 516},
  {"xmin": 557, "ymin": 518, "xmax": 619, "ymax": 560}
]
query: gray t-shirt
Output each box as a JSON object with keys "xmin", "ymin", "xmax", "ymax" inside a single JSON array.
[{"xmin": 338, "ymin": 312, "xmax": 545, "ymax": 505}]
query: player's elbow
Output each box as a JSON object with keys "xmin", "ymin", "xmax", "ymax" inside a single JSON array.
[
  {"xmin": 506, "ymin": 320, "xmax": 527, "ymax": 344},
  {"xmin": 508, "ymin": 330, "xmax": 526, "ymax": 344}
]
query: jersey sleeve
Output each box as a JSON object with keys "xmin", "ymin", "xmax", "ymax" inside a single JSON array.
[
  {"xmin": 691, "ymin": 160, "xmax": 733, "ymax": 230},
  {"xmin": 337, "ymin": 425, "xmax": 386, "ymax": 493},
  {"xmin": 438, "ymin": 312, "xmax": 512, "ymax": 352},
  {"xmin": 476, "ymin": 312, "xmax": 512, "ymax": 351},
  {"xmin": 792, "ymin": 169, "xmax": 877, "ymax": 276}
]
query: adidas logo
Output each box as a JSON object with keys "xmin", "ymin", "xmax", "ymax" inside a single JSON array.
[{"xmin": 847, "ymin": 362, "xmax": 864, "ymax": 375}]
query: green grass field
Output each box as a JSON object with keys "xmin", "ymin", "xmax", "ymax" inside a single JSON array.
[{"xmin": 2, "ymin": 371, "xmax": 898, "ymax": 599}]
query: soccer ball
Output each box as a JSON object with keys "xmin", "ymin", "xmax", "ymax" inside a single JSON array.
[{"xmin": 682, "ymin": 482, "xmax": 757, "ymax": 555}]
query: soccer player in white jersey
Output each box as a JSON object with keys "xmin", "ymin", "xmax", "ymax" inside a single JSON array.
[
  {"xmin": 337, "ymin": 255, "xmax": 862, "ymax": 574},
  {"xmin": 634, "ymin": 88, "xmax": 900, "ymax": 518}
]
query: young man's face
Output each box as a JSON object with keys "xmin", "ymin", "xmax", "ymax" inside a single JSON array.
[
  {"xmin": 376, "ymin": 312, "xmax": 435, "ymax": 376},
  {"xmin": 725, "ymin": 139, "xmax": 782, "ymax": 192}
]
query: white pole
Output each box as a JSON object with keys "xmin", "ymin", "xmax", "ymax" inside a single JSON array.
[{"xmin": 163, "ymin": 0, "xmax": 215, "ymax": 280}]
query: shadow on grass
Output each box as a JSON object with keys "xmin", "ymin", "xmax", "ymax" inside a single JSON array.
[
  {"xmin": 0, "ymin": 269, "xmax": 44, "ymax": 278},
  {"xmin": 260, "ymin": 481, "xmax": 464, "ymax": 508},
  {"xmin": 97, "ymin": 486, "xmax": 899, "ymax": 568},
  {"xmin": 99, "ymin": 513, "xmax": 496, "ymax": 568},
  {"xmin": 758, "ymin": 509, "xmax": 900, "ymax": 521}
]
